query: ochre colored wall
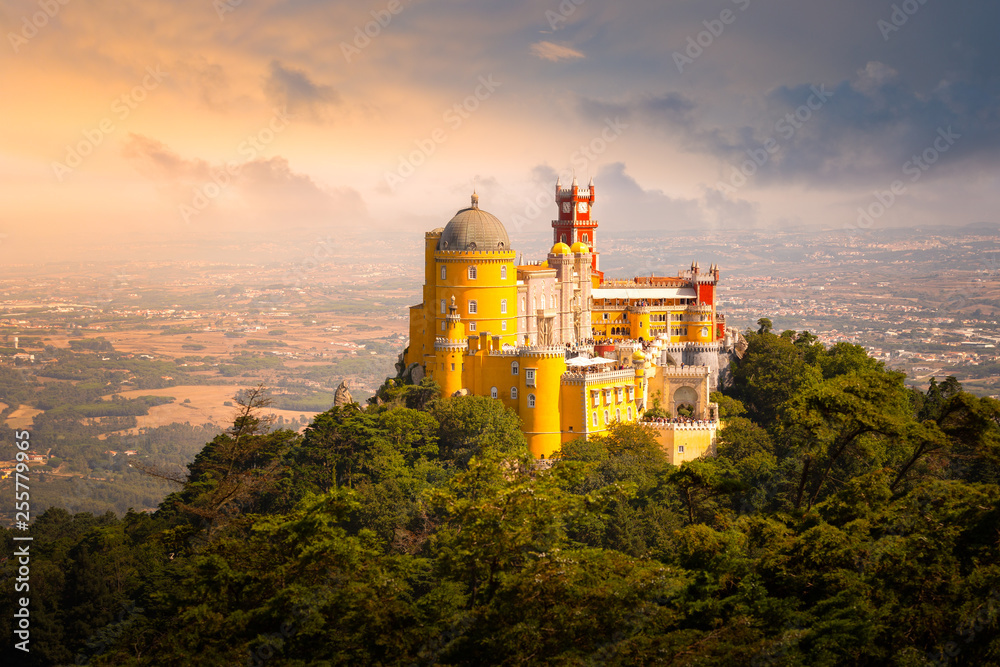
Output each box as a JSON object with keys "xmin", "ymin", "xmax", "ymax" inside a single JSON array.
[{"xmin": 650, "ymin": 426, "xmax": 717, "ymax": 465}]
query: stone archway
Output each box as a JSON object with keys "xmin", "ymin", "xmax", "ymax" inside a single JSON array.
[{"xmin": 673, "ymin": 386, "xmax": 699, "ymax": 418}]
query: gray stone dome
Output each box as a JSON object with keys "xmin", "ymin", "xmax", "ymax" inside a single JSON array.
[{"xmin": 437, "ymin": 193, "xmax": 510, "ymax": 252}]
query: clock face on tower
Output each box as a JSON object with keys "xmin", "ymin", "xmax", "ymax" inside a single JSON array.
[
  {"xmin": 561, "ymin": 202, "xmax": 571, "ymax": 213},
  {"xmin": 577, "ymin": 201, "xmax": 588, "ymax": 214}
]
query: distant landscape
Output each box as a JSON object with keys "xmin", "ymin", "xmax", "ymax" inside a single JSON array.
[{"xmin": 1, "ymin": 223, "xmax": 997, "ymax": 522}]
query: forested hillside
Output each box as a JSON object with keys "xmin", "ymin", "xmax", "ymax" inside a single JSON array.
[{"xmin": 2, "ymin": 329, "xmax": 999, "ymax": 665}]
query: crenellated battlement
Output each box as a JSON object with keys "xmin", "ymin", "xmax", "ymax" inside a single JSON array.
[
  {"xmin": 642, "ymin": 420, "xmax": 719, "ymax": 431},
  {"xmin": 561, "ymin": 368, "xmax": 636, "ymax": 385}
]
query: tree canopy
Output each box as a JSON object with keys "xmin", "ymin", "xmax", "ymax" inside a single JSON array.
[{"xmin": 3, "ymin": 332, "xmax": 999, "ymax": 665}]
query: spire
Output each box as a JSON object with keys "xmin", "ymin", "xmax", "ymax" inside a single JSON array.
[
  {"xmin": 589, "ymin": 176, "xmax": 594, "ymax": 187},
  {"xmin": 470, "ymin": 190, "xmax": 479, "ymax": 209}
]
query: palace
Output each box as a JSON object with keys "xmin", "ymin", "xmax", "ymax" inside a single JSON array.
[{"xmin": 401, "ymin": 178, "xmax": 744, "ymax": 462}]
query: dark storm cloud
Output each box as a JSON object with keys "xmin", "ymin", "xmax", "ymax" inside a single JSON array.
[
  {"xmin": 263, "ymin": 60, "xmax": 340, "ymax": 122},
  {"xmin": 594, "ymin": 162, "xmax": 704, "ymax": 232},
  {"xmin": 572, "ymin": 0, "xmax": 1000, "ymax": 188}
]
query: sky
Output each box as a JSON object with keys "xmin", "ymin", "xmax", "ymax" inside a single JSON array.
[{"xmin": 1, "ymin": 0, "xmax": 998, "ymax": 264}]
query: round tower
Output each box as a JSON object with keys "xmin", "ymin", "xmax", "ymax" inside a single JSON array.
[
  {"xmin": 517, "ymin": 348, "xmax": 567, "ymax": 460},
  {"xmin": 434, "ymin": 193, "xmax": 517, "ymax": 348},
  {"xmin": 435, "ymin": 296, "xmax": 467, "ymax": 397}
]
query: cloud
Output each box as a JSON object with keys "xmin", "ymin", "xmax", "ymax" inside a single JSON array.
[
  {"xmin": 263, "ymin": 60, "xmax": 340, "ymax": 122},
  {"xmin": 121, "ymin": 133, "xmax": 366, "ymax": 231},
  {"xmin": 530, "ymin": 41, "xmax": 585, "ymax": 62},
  {"xmin": 594, "ymin": 162, "xmax": 704, "ymax": 233}
]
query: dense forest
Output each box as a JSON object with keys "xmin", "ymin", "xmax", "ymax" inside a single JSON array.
[{"xmin": 2, "ymin": 326, "xmax": 999, "ymax": 665}]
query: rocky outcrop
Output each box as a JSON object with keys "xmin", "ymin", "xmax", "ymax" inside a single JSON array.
[{"xmin": 334, "ymin": 380, "xmax": 353, "ymax": 407}]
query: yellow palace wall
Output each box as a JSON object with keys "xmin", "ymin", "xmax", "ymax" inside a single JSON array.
[{"xmin": 647, "ymin": 425, "xmax": 718, "ymax": 466}]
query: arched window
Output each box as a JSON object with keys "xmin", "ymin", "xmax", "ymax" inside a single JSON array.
[
  {"xmin": 560, "ymin": 233, "xmax": 567, "ymax": 243},
  {"xmin": 511, "ymin": 361, "xmax": 519, "ymax": 375},
  {"xmin": 592, "ymin": 412, "xmax": 598, "ymax": 427},
  {"xmin": 440, "ymin": 299, "xmax": 446, "ymax": 314},
  {"xmin": 500, "ymin": 299, "xmax": 508, "ymax": 314},
  {"xmin": 511, "ymin": 387, "xmax": 518, "ymax": 400},
  {"xmin": 582, "ymin": 233, "xmax": 589, "ymax": 243},
  {"xmin": 468, "ymin": 300, "xmax": 477, "ymax": 314},
  {"xmin": 468, "ymin": 266, "xmax": 477, "ymax": 280},
  {"xmin": 627, "ymin": 407, "xmax": 633, "ymax": 420},
  {"xmin": 616, "ymin": 408, "xmax": 621, "ymax": 422},
  {"xmin": 500, "ymin": 266, "xmax": 507, "ymax": 279},
  {"xmin": 490, "ymin": 386, "xmax": 498, "ymax": 399},
  {"xmin": 527, "ymin": 394, "xmax": 536, "ymax": 408},
  {"xmin": 604, "ymin": 410, "xmax": 609, "ymax": 424},
  {"xmin": 501, "ymin": 321, "xmax": 507, "ymax": 331},
  {"xmin": 440, "ymin": 265, "xmax": 446, "ymax": 281}
]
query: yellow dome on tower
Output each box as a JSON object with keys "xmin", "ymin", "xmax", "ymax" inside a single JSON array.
[
  {"xmin": 550, "ymin": 242, "xmax": 571, "ymax": 255},
  {"xmin": 570, "ymin": 241, "xmax": 589, "ymax": 254}
]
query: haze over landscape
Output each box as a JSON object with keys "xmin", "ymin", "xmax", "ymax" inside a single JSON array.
[{"xmin": 2, "ymin": 0, "xmax": 998, "ymax": 263}]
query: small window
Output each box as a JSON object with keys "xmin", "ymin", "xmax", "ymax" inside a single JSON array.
[
  {"xmin": 440, "ymin": 266, "xmax": 446, "ymax": 280},
  {"xmin": 451, "ymin": 363, "xmax": 455, "ymax": 371},
  {"xmin": 592, "ymin": 392, "xmax": 600, "ymax": 408},
  {"xmin": 527, "ymin": 394, "xmax": 536, "ymax": 408},
  {"xmin": 511, "ymin": 361, "xmax": 519, "ymax": 375},
  {"xmin": 627, "ymin": 407, "xmax": 633, "ymax": 420},
  {"xmin": 468, "ymin": 266, "xmax": 477, "ymax": 280},
  {"xmin": 501, "ymin": 299, "xmax": 508, "ymax": 314},
  {"xmin": 511, "ymin": 387, "xmax": 518, "ymax": 400},
  {"xmin": 501, "ymin": 320, "xmax": 507, "ymax": 331},
  {"xmin": 440, "ymin": 299, "xmax": 446, "ymax": 314},
  {"xmin": 560, "ymin": 233, "xmax": 567, "ymax": 243},
  {"xmin": 592, "ymin": 412, "xmax": 598, "ymax": 427},
  {"xmin": 582, "ymin": 233, "xmax": 589, "ymax": 243},
  {"xmin": 603, "ymin": 313, "xmax": 609, "ymax": 320},
  {"xmin": 469, "ymin": 321, "xmax": 476, "ymax": 332},
  {"xmin": 678, "ymin": 446, "xmax": 685, "ymax": 454},
  {"xmin": 441, "ymin": 321, "xmax": 446, "ymax": 331},
  {"xmin": 525, "ymin": 369, "xmax": 536, "ymax": 386},
  {"xmin": 604, "ymin": 410, "xmax": 609, "ymax": 424},
  {"xmin": 490, "ymin": 386, "xmax": 498, "ymax": 399},
  {"xmin": 469, "ymin": 300, "xmax": 477, "ymax": 314},
  {"xmin": 521, "ymin": 298, "xmax": 526, "ymax": 312},
  {"xmin": 500, "ymin": 266, "xmax": 507, "ymax": 280},
  {"xmin": 616, "ymin": 409, "xmax": 621, "ymax": 422}
]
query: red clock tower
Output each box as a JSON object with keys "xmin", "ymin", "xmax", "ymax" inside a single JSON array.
[{"xmin": 553, "ymin": 176, "xmax": 599, "ymax": 271}]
